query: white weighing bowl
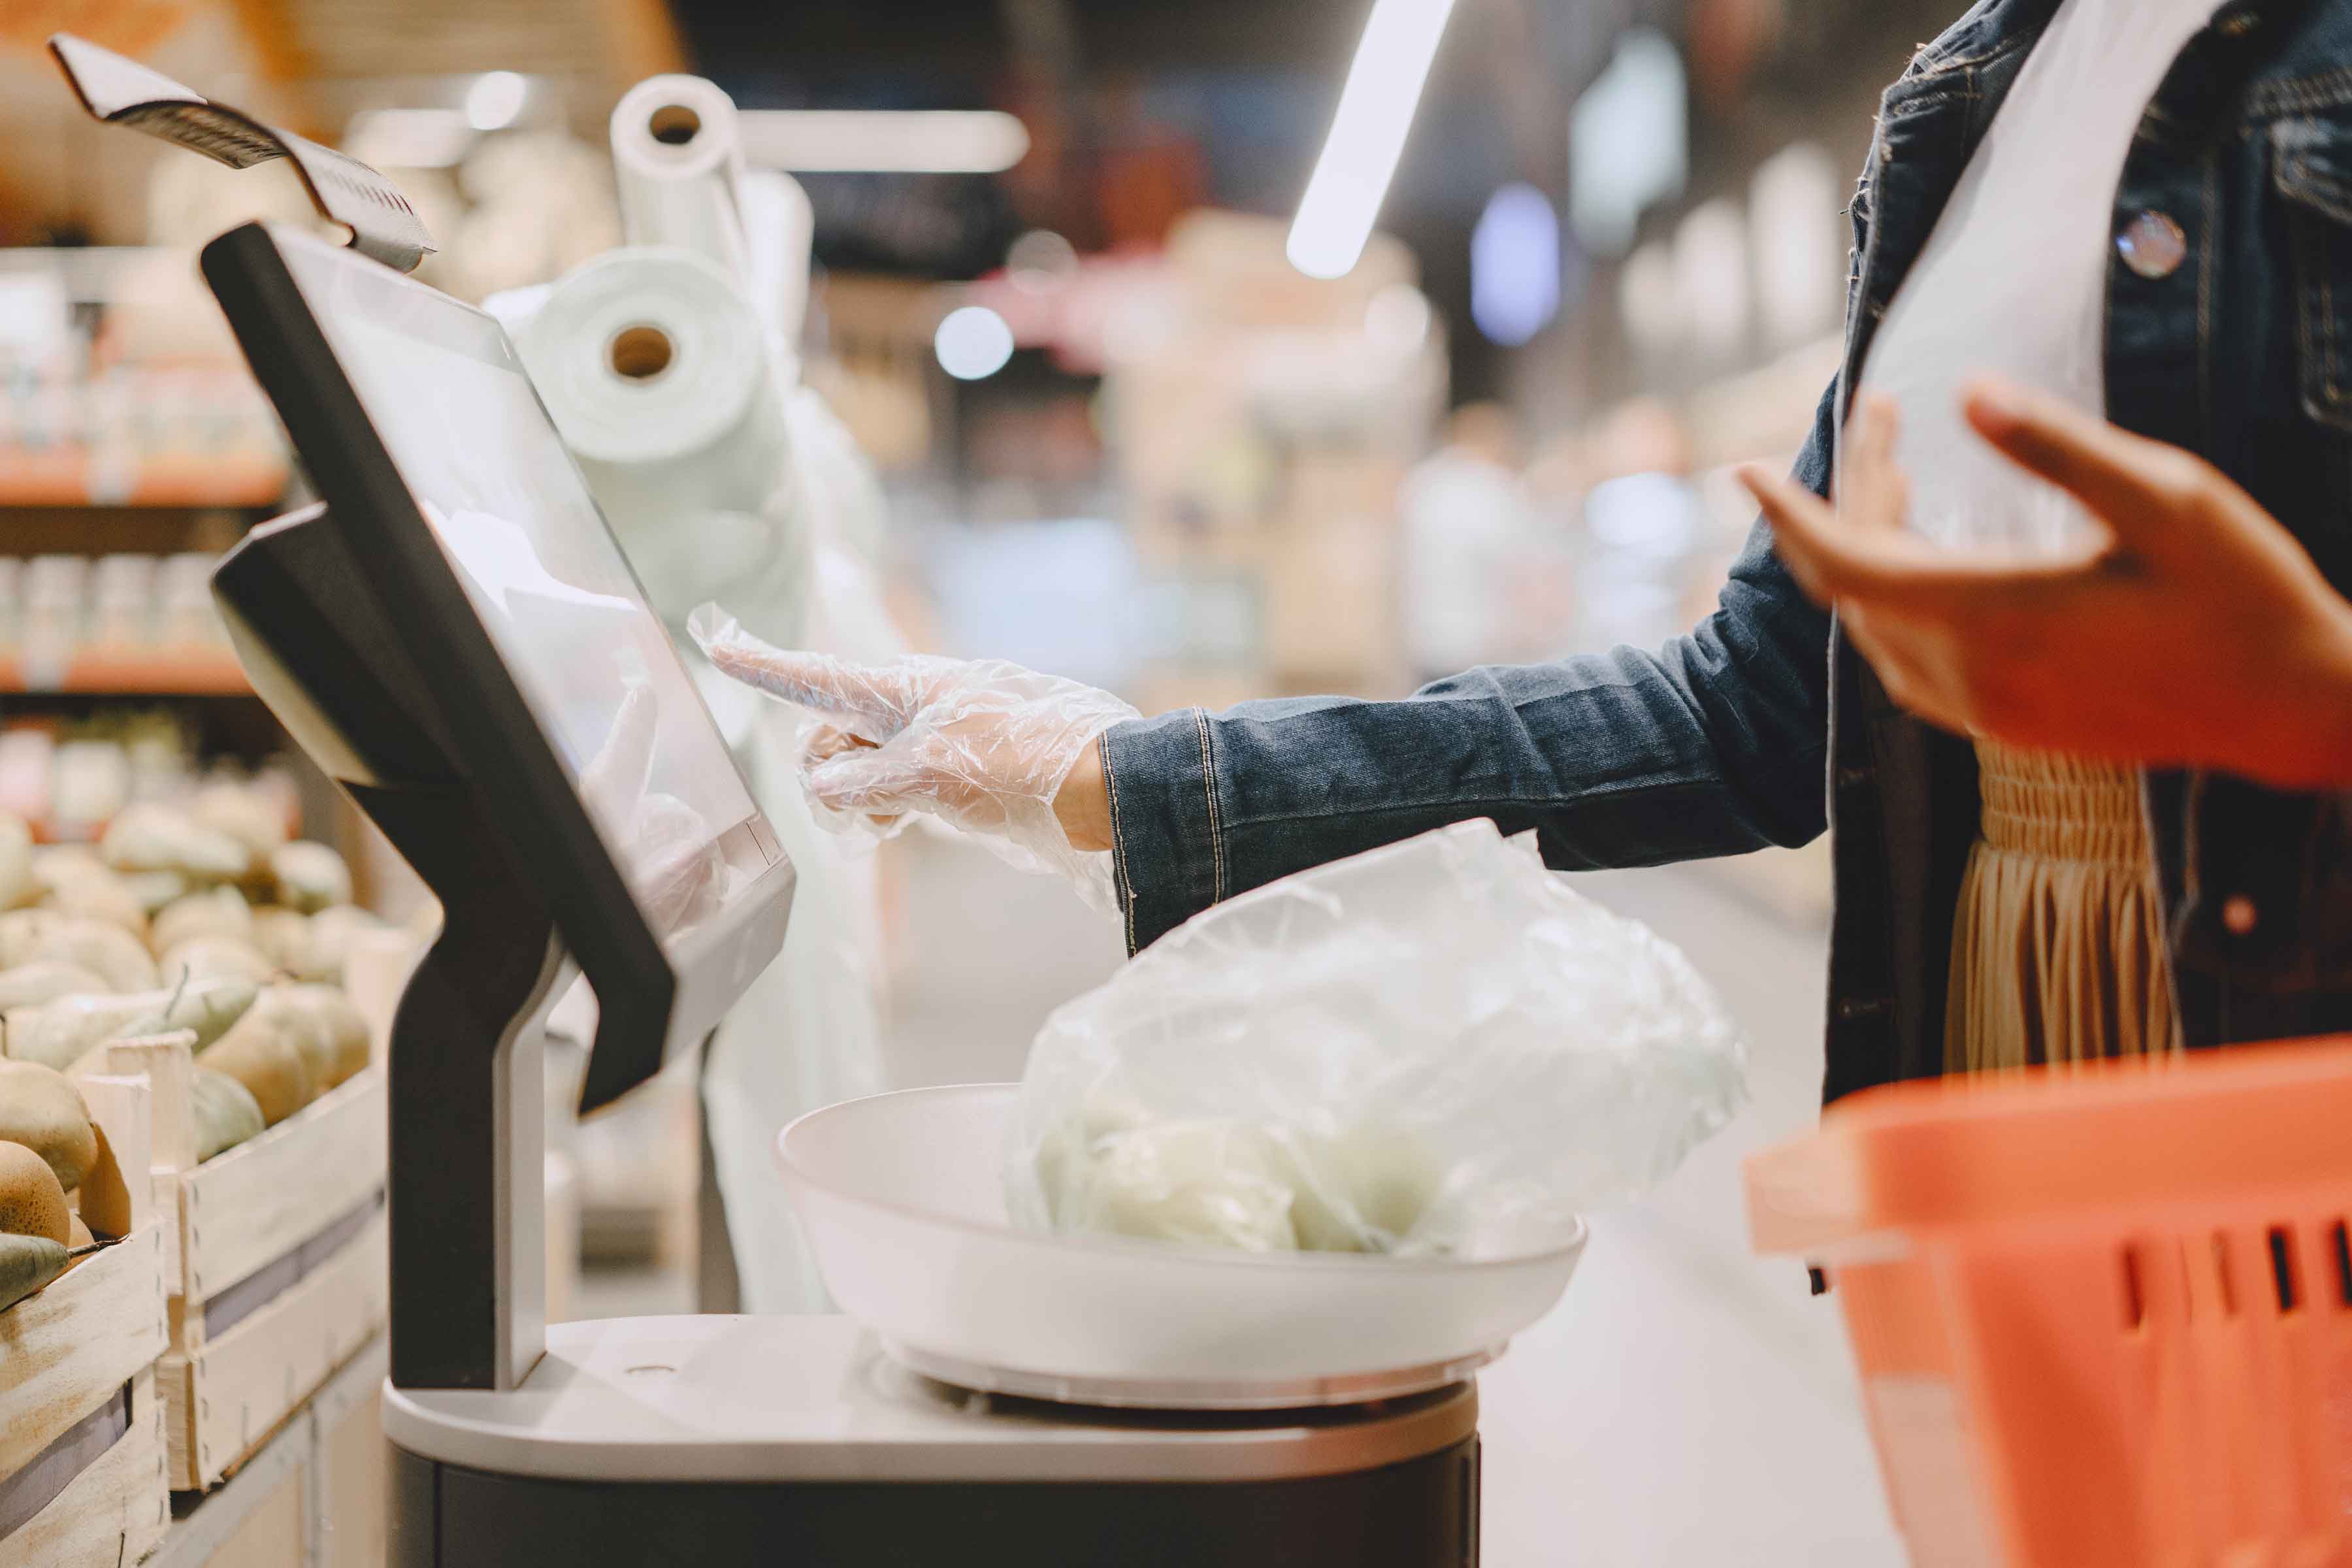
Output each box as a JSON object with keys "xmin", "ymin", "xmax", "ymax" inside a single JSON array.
[{"xmin": 775, "ymin": 1084, "xmax": 1587, "ymax": 1409}]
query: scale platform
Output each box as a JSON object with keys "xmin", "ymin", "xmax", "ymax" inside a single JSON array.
[{"xmin": 385, "ymin": 1315, "xmax": 1483, "ymax": 1567}]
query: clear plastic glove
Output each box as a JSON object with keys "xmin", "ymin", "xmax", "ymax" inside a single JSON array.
[{"xmin": 690, "ymin": 605, "xmax": 1137, "ymax": 911}]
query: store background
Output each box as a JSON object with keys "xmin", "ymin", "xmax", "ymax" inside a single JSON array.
[{"xmin": 0, "ymin": 0, "xmax": 1965, "ymax": 1559}]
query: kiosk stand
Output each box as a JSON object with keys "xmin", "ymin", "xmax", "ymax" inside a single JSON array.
[{"xmin": 199, "ymin": 223, "xmax": 1482, "ymax": 1567}]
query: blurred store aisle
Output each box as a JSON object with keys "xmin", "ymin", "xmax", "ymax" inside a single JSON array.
[
  {"xmin": 1474, "ymin": 862, "xmax": 1903, "ymax": 1567},
  {"xmin": 883, "ymin": 830, "xmax": 1903, "ymax": 1567}
]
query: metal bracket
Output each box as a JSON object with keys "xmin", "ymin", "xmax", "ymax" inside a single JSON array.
[{"xmin": 47, "ymin": 33, "xmax": 436, "ymax": 274}]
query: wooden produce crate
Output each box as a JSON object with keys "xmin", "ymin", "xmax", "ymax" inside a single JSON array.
[
  {"xmin": 0, "ymin": 1073, "xmax": 171, "ymax": 1568},
  {"xmin": 146, "ymin": 1335, "xmax": 387, "ymax": 1568},
  {"xmin": 93, "ymin": 1040, "xmax": 389, "ymax": 1492}
]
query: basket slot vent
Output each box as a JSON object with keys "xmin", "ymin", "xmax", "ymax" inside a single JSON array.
[
  {"xmin": 2212, "ymin": 1233, "xmax": 2236, "ymax": 1316},
  {"xmin": 2268, "ymin": 1227, "xmax": 2300, "ymax": 1315},
  {"xmin": 2121, "ymin": 1247, "xmax": 2146, "ymax": 1330},
  {"xmin": 2333, "ymin": 1220, "xmax": 2352, "ymax": 1309}
]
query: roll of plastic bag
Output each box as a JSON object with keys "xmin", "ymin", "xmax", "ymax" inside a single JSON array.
[
  {"xmin": 512, "ymin": 246, "xmax": 806, "ymax": 644},
  {"xmin": 514, "ymin": 247, "xmax": 787, "ymax": 523},
  {"xmin": 1009, "ymin": 820, "xmax": 1748, "ymax": 1260},
  {"xmin": 611, "ymin": 74, "xmax": 751, "ymax": 287}
]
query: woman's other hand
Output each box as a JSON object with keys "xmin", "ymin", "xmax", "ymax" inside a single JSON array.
[{"xmin": 1738, "ymin": 382, "xmax": 2352, "ymax": 789}]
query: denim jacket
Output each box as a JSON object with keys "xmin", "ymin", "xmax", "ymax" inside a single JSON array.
[{"xmin": 1102, "ymin": 0, "xmax": 2352, "ymax": 1106}]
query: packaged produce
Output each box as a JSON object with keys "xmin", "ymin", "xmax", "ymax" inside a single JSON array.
[
  {"xmin": 0, "ymin": 1060, "xmax": 98, "ymax": 1191},
  {"xmin": 100, "ymin": 802, "xmax": 250, "ymax": 883},
  {"xmin": 269, "ymin": 840, "xmax": 353, "ymax": 913},
  {"xmin": 1010, "ymin": 821, "xmax": 1745, "ymax": 1259},
  {"xmin": 0, "ymin": 960, "xmax": 108, "ymax": 1009},
  {"xmin": 0, "ymin": 909, "xmax": 159, "ymax": 990},
  {"xmin": 0, "ymin": 1233, "xmax": 67, "ymax": 1311},
  {"xmin": 191, "ymin": 1068, "xmax": 265, "ymax": 1161},
  {"xmin": 0, "ymin": 1139, "xmax": 69, "ymax": 1244},
  {"xmin": 1, "ymin": 975, "xmax": 258, "ymax": 1070},
  {"xmin": 150, "ymin": 885, "xmax": 255, "ymax": 954}
]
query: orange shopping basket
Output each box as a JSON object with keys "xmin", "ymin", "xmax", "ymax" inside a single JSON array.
[{"xmin": 1745, "ymin": 1036, "xmax": 2352, "ymax": 1568}]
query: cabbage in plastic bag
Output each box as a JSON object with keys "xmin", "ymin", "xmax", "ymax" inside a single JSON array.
[{"xmin": 1007, "ymin": 821, "xmax": 1746, "ymax": 1260}]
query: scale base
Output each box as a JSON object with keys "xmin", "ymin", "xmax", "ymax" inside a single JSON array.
[{"xmin": 385, "ymin": 1315, "xmax": 1481, "ymax": 1567}]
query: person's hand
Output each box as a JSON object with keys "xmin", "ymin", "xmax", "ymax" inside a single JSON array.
[
  {"xmin": 690, "ymin": 606, "xmax": 1135, "ymax": 909},
  {"xmin": 1737, "ymin": 380, "xmax": 2352, "ymax": 790}
]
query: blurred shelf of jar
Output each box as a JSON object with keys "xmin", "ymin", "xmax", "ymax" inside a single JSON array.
[
  {"xmin": 0, "ymin": 248, "xmax": 291, "ymax": 521},
  {"xmin": 0, "ymin": 549, "xmax": 246, "ymax": 696},
  {"xmin": 1099, "ymin": 211, "xmax": 1447, "ymax": 702}
]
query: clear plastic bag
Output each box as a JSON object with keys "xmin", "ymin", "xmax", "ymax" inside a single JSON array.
[{"xmin": 1007, "ymin": 821, "xmax": 1746, "ymax": 1260}]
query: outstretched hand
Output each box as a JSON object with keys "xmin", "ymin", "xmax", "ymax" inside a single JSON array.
[
  {"xmin": 1738, "ymin": 380, "xmax": 2352, "ymax": 789},
  {"xmin": 691, "ymin": 607, "xmax": 1134, "ymax": 907}
]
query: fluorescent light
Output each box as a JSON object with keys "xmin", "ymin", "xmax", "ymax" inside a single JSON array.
[
  {"xmin": 465, "ymin": 71, "xmax": 528, "ymax": 131},
  {"xmin": 1286, "ymin": 0, "xmax": 1460, "ymax": 280},
  {"xmin": 738, "ymin": 111, "xmax": 1030, "ymax": 174},
  {"xmin": 935, "ymin": 306, "xmax": 1016, "ymax": 379}
]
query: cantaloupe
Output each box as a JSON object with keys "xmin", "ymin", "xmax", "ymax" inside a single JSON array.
[
  {"xmin": 198, "ymin": 1004, "xmax": 317, "ymax": 1126},
  {"xmin": 0, "ymin": 911, "xmax": 157, "ymax": 991},
  {"xmin": 269, "ymin": 841, "xmax": 353, "ymax": 914},
  {"xmin": 1, "ymin": 977, "xmax": 258, "ymax": 1071},
  {"xmin": 0, "ymin": 1060, "xmax": 98, "ymax": 1192},
  {"xmin": 150, "ymin": 886, "xmax": 255, "ymax": 956},
  {"xmin": 0, "ymin": 1141, "xmax": 68, "ymax": 1245},
  {"xmin": 191, "ymin": 1070, "xmax": 265, "ymax": 1162},
  {"xmin": 0, "ymin": 961, "xmax": 109, "ymax": 1010},
  {"xmin": 156, "ymin": 936, "xmax": 276, "ymax": 987},
  {"xmin": 99, "ymin": 804, "xmax": 250, "ymax": 884}
]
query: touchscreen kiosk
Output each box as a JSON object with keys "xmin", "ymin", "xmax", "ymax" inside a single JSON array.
[
  {"xmin": 203, "ymin": 221, "xmax": 792, "ymax": 1105},
  {"xmin": 202, "ymin": 221, "xmax": 792, "ymax": 1389}
]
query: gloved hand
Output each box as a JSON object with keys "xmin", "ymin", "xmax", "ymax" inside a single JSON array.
[{"xmin": 691, "ymin": 606, "xmax": 1137, "ymax": 911}]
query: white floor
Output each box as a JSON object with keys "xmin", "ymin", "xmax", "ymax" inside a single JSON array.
[{"xmin": 877, "ymin": 829, "xmax": 1908, "ymax": 1567}]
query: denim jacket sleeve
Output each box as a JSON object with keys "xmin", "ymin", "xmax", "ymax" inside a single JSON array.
[{"xmin": 1099, "ymin": 378, "xmax": 1842, "ymax": 955}]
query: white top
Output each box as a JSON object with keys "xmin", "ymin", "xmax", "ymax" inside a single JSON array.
[{"xmin": 1855, "ymin": 0, "xmax": 2217, "ymax": 555}]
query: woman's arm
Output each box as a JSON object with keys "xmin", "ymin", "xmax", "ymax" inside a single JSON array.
[
  {"xmin": 706, "ymin": 380, "xmax": 1846, "ymax": 953},
  {"xmin": 1096, "ymin": 382, "xmax": 1843, "ymax": 951}
]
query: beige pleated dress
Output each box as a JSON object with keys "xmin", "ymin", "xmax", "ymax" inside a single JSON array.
[
  {"xmin": 1942, "ymin": 742, "xmax": 2181, "ymax": 1073},
  {"xmin": 1837, "ymin": 0, "xmax": 2218, "ymax": 1071}
]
